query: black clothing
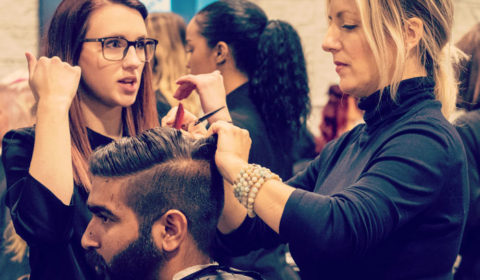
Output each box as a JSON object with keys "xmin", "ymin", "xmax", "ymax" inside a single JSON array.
[
  {"xmin": 219, "ymin": 83, "xmax": 298, "ymax": 280},
  {"xmin": 156, "ymin": 89, "xmax": 172, "ymax": 122},
  {"xmin": 454, "ymin": 109, "xmax": 480, "ymax": 280},
  {"xmin": 219, "ymin": 77, "xmax": 468, "ymax": 279},
  {"xmin": 0, "ymin": 158, "xmax": 31, "ymax": 280},
  {"xmin": 1, "ymin": 127, "xmax": 115, "ymax": 280},
  {"xmin": 227, "ymin": 83, "xmax": 292, "ymax": 179}
]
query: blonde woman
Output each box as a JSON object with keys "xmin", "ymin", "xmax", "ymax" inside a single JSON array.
[
  {"xmin": 146, "ymin": 12, "xmax": 201, "ymax": 117},
  {"xmin": 169, "ymin": 0, "xmax": 468, "ymax": 278}
]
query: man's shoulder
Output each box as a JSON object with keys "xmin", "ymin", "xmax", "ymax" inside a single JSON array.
[{"xmin": 180, "ymin": 265, "xmax": 264, "ymax": 280}]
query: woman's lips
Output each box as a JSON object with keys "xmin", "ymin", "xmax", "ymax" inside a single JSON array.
[
  {"xmin": 334, "ymin": 61, "xmax": 348, "ymax": 73},
  {"xmin": 118, "ymin": 77, "xmax": 137, "ymax": 93}
]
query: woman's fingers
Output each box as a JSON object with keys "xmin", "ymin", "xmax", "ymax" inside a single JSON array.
[
  {"xmin": 25, "ymin": 54, "xmax": 81, "ymax": 109},
  {"xmin": 175, "ymin": 71, "xmax": 227, "ymax": 114},
  {"xmin": 174, "ymin": 80, "xmax": 196, "ymax": 100},
  {"xmin": 208, "ymin": 121, "xmax": 251, "ymax": 162},
  {"xmin": 161, "ymin": 106, "xmax": 198, "ymax": 128},
  {"xmin": 25, "ymin": 52, "xmax": 37, "ymax": 79},
  {"xmin": 207, "ymin": 121, "xmax": 251, "ymax": 183}
]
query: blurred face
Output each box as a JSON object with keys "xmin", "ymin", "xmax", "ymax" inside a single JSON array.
[
  {"xmin": 79, "ymin": 3, "xmax": 147, "ymax": 111},
  {"xmin": 322, "ymin": 0, "xmax": 381, "ymax": 97},
  {"xmin": 81, "ymin": 177, "xmax": 163, "ymax": 280},
  {"xmin": 185, "ymin": 16, "xmax": 218, "ymax": 75}
]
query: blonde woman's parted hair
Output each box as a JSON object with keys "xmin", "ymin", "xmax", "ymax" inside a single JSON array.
[
  {"xmin": 336, "ymin": 0, "xmax": 460, "ymax": 119},
  {"xmin": 146, "ymin": 12, "xmax": 201, "ymax": 116}
]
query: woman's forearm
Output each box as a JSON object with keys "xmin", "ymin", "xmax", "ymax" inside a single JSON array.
[
  {"xmin": 254, "ymin": 180, "xmax": 295, "ymax": 233},
  {"xmin": 217, "ymin": 180, "xmax": 247, "ymax": 234},
  {"xmin": 29, "ymin": 100, "xmax": 73, "ymax": 205}
]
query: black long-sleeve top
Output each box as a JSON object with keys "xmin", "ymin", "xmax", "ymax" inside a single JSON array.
[
  {"xmin": 227, "ymin": 83, "xmax": 292, "ymax": 180},
  {"xmin": 454, "ymin": 109, "xmax": 480, "ymax": 280},
  {"xmin": 218, "ymin": 77, "xmax": 469, "ymax": 279},
  {"xmin": 1, "ymin": 127, "xmax": 115, "ymax": 280}
]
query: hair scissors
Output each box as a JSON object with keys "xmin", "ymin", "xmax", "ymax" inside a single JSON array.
[{"xmin": 194, "ymin": 106, "xmax": 226, "ymax": 126}]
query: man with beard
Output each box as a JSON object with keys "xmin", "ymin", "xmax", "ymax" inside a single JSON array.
[{"xmin": 81, "ymin": 127, "xmax": 262, "ymax": 280}]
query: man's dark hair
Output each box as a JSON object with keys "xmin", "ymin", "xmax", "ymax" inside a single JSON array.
[{"xmin": 89, "ymin": 127, "xmax": 224, "ymax": 256}]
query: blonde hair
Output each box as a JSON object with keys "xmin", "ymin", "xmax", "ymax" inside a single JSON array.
[
  {"xmin": 3, "ymin": 221, "xmax": 28, "ymax": 263},
  {"xmin": 146, "ymin": 12, "xmax": 201, "ymax": 116},
  {"xmin": 354, "ymin": 0, "xmax": 459, "ymax": 119}
]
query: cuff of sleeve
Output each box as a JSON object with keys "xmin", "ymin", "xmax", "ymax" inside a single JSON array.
[
  {"xmin": 9, "ymin": 174, "xmax": 74, "ymax": 244},
  {"xmin": 279, "ymin": 189, "xmax": 308, "ymax": 241}
]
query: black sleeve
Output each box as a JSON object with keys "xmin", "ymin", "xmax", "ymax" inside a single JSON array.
[
  {"xmin": 279, "ymin": 125, "xmax": 464, "ymax": 257},
  {"xmin": 2, "ymin": 128, "xmax": 75, "ymax": 245},
  {"xmin": 214, "ymin": 215, "xmax": 284, "ymax": 258},
  {"xmin": 455, "ymin": 117, "xmax": 480, "ymax": 226}
]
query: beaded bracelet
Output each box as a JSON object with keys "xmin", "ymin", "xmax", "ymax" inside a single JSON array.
[{"xmin": 233, "ymin": 164, "xmax": 281, "ymax": 218}]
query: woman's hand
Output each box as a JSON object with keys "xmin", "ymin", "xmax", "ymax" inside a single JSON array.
[
  {"xmin": 207, "ymin": 121, "xmax": 251, "ymax": 184},
  {"xmin": 162, "ymin": 106, "xmax": 208, "ymax": 139},
  {"xmin": 26, "ymin": 52, "xmax": 81, "ymax": 111},
  {"xmin": 175, "ymin": 70, "xmax": 229, "ymax": 120},
  {"xmin": 162, "ymin": 105, "xmax": 198, "ymax": 128}
]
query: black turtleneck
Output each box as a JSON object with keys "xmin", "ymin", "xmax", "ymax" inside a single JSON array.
[{"xmin": 219, "ymin": 77, "xmax": 468, "ymax": 279}]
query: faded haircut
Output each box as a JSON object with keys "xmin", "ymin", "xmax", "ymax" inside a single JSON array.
[{"xmin": 89, "ymin": 127, "xmax": 224, "ymax": 256}]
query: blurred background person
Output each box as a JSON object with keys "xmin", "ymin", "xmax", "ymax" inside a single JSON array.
[
  {"xmin": 146, "ymin": 12, "xmax": 202, "ymax": 118},
  {"xmin": 0, "ymin": 70, "xmax": 34, "ymax": 280},
  {"xmin": 314, "ymin": 84, "xmax": 363, "ymax": 153},
  {"xmin": 174, "ymin": 0, "xmax": 311, "ymax": 278},
  {"xmin": 454, "ymin": 22, "xmax": 480, "ymax": 280}
]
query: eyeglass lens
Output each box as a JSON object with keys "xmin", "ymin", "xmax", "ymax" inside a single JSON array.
[{"xmin": 103, "ymin": 38, "xmax": 155, "ymax": 62}]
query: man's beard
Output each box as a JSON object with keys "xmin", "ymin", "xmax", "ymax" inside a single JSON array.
[{"xmin": 85, "ymin": 225, "xmax": 165, "ymax": 280}]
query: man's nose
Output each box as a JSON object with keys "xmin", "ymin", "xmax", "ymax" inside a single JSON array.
[{"xmin": 81, "ymin": 224, "xmax": 100, "ymax": 249}]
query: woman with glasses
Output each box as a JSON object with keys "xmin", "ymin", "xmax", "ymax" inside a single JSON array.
[{"xmin": 1, "ymin": 0, "xmax": 158, "ymax": 279}]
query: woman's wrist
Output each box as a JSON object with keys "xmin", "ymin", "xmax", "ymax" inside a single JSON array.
[
  {"xmin": 219, "ymin": 157, "xmax": 248, "ymax": 185},
  {"xmin": 37, "ymin": 98, "xmax": 71, "ymax": 116},
  {"xmin": 207, "ymin": 108, "xmax": 232, "ymax": 124},
  {"xmin": 232, "ymin": 164, "xmax": 282, "ymax": 218}
]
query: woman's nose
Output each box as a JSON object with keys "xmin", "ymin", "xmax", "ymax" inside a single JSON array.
[
  {"xmin": 123, "ymin": 46, "xmax": 142, "ymax": 68},
  {"xmin": 322, "ymin": 26, "xmax": 341, "ymax": 53}
]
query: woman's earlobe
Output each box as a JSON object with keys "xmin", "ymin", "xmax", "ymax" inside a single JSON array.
[{"xmin": 215, "ymin": 42, "xmax": 228, "ymax": 65}]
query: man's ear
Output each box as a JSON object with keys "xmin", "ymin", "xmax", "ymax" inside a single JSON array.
[
  {"xmin": 214, "ymin": 41, "xmax": 229, "ymax": 65},
  {"xmin": 404, "ymin": 17, "xmax": 424, "ymax": 53},
  {"xmin": 151, "ymin": 210, "xmax": 188, "ymax": 253}
]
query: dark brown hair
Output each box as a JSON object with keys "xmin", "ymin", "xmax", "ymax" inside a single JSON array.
[{"xmin": 89, "ymin": 127, "xmax": 223, "ymax": 256}]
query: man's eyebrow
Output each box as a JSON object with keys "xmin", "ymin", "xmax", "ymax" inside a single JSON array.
[{"xmin": 87, "ymin": 204, "xmax": 117, "ymax": 218}]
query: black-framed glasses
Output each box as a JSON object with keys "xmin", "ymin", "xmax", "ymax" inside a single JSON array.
[{"xmin": 82, "ymin": 36, "xmax": 158, "ymax": 62}]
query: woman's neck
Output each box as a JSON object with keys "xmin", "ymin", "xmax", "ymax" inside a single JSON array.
[
  {"xmin": 79, "ymin": 95, "xmax": 124, "ymax": 140},
  {"xmin": 219, "ymin": 66, "xmax": 249, "ymax": 95}
]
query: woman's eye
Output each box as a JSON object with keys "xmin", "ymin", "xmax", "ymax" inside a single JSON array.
[
  {"xmin": 136, "ymin": 40, "xmax": 146, "ymax": 50},
  {"xmin": 105, "ymin": 39, "xmax": 124, "ymax": 49},
  {"xmin": 342, "ymin": 25, "xmax": 357, "ymax": 30}
]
